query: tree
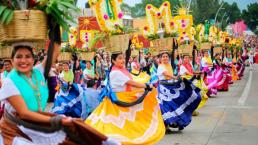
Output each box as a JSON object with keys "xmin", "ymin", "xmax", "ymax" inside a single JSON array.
[
  {"xmin": 121, "ymin": 3, "xmax": 131, "ymax": 13},
  {"xmin": 123, "ymin": 0, "xmax": 180, "ymax": 18},
  {"xmin": 242, "ymin": 2, "xmax": 258, "ymax": 31}
]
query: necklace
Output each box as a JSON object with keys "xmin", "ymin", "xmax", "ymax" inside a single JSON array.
[{"xmin": 20, "ymin": 71, "xmax": 42, "ymax": 111}]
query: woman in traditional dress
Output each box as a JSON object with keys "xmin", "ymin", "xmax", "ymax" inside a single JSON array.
[
  {"xmin": 223, "ymin": 52, "xmax": 233, "ymax": 84},
  {"xmin": 179, "ymin": 54, "xmax": 208, "ymax": 114},
  {"xmin": 157, "ymin": 51, "xmax": 201, "ymax": 130},
  {"xmin": 236, "ymin": 52, "xmax": 245, "ymax": 78},
  {"xmin": 0, "ymin": 43, "xmax": 71, "ymax": 144},
  {"xmin": 0, "ymin": 43, "xmax": 119, "ymax": 145},
  {"xmin": 201, "ymin": 50, "xmax": 217, "ymax": 95},
  {"xmin": 213, "ymin": 53, "xmax": 229, "ymax": 91},
  {"xmin": 86, "ymin": 52, "xmax": 165, "ymax": 145},
  {"xmin": 131, "ymin": 55, "xmax": 151, "ymax": 84},
  {"xmin": 231, "ymin": 53, "xmax": 240, "ymax": 81}
]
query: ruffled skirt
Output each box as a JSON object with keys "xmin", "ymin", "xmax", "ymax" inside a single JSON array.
[
  {"xmin": 157, "ymin": 79, "xmax": 201, "ymax": 127},
  {"xmin": 51, "ymin": 84, "xmax": 82, "ymax": 118},
  {"xmin": 85, "ymin": 89, "xmax": 165, "ymax": 145}
]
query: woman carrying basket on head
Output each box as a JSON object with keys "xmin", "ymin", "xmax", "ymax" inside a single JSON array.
[
  {"xmin": 157, "ymin": 51, "xmax": 201, "ymax": 131},
  {"xmin": 0, "ymin": 43, "xmax": 119, "ymax": 145}
]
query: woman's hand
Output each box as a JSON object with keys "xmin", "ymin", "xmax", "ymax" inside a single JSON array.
[
  {"xmin": 61, "ymin": 116, "xmax": 73, "ymax": 126},
  {"xmin": 173, "ymin": 76, "xmax": 179, "ymax": 80}
]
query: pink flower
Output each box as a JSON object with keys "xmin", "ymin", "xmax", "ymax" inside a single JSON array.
[
  {"xmin": 181, "ymin": 37, "xmax": 184, "ymax": 40},
  {"xmin": 86, "ymin": 39, "xmax": 89, "ymax": 42},
  {"xmin": 181, "ymin": 19, "xmax": 185, "ymax": 23},
  {"xmin": 114, "ymin": 23, "xmax": 119, "ymax": 27},
  {"xmin": 70, "ymin": 36, "xmax": 73, "ymax": 38},
  {"xmin": 147, "ymin": 5, "xmax": 152, "ymax": 9},
  {"xmin": 103, "ymin": 14, "xmax": 109, "ymax": 20},
  {"xmin": 182, "ymin": 24, "xmax": 186, "ymax": 28},
  {"xmin": 118, "ymin": 12, "xmax": 123, "ymax": 19}
]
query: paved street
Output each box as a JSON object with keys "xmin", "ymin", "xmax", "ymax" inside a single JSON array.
[{"xmin": 157, "ymin": 65, "xmax": 258, "ymax": 145}]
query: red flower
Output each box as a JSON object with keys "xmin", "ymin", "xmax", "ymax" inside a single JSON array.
[
  {"xmin": 164, "ymin": 3, "xmax": 168, "ymax": 6},
  {"xmin": 157, "ymin": 12, "xmax": 161, "ymax": 17},
  {"xmin": 144, "ymin": 26, "xmax": 149, "ymax": 31},
  {"xmin": 147, "ymin": 5, "xmax": 152, "ymax": 9},
  {"xmin": 28, "ymin": 0, "xmax": 37, "ymax": 8},
  {"xmin": 170, "ymin": 22, "xmax": 174, "ymax": 26}
]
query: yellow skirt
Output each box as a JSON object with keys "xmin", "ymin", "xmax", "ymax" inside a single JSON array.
[
  {"xmin": 232, "ymin": 65, "xmax": 239, "ymax": 81},
  {"xmin": 131, "ymin": 69, "xmax": 151, "ymax": 84},
  {"xmin": 85, "ymin": 89, "xmax": 165, "ymax": 145},
  {"xmin": 182, "ymin": 75, "xmax": 208, "ymax": 109}
]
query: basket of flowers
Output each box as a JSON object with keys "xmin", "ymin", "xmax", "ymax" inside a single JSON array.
[
  {"xmin": 200, "ymin": 42, "xmax": 212, "ymax": 50},
  {"xmin": 178, "ymin": 44, "xmax": 193, "ymax": 56},
  {"xmin": 0, "ymin": 0, "xmax": 79, "ymax": 43},
  {"xmin": 102, "ymin": 25, "xmax": 136, "ymax": 53}
]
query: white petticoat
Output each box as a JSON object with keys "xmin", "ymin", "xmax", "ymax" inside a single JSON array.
[{"xmin": 17, "ymin": 126, "xmax": 66, "ymax": 145}]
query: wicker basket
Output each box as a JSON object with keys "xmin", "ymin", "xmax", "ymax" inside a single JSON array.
[
  {"xmin": 161, "ymin": 37, "xmax": 174, "ymax": 50},
  {"xmin": 0, "ymin": 10, "xmax": 47, "ymax": 42},
  {"xmin": 178, "ymin": 45, "xmax": 193, "ymax": 56},
  {"xmin": 58, "ymin": 52, "xmax": 72, "ymax": 61},
  {"xmin": 0, "ymin": 45, "xmax": 12, "ymax": 59},
  {"xmin": 213, "ymin": 47, "xmax": 223, "ymax": 54},
  {"xmin": 200, "ymin": 42, "xmax": 212, "ymax": 50},
  {"xmin": 150, "ymin": 38, "xmax": 174, "ymax": 53},
  {"xmin": 103, "ymin": 35, "xmax": 130, "ymax": 53},
  {"xmin": 80, "ymin": 52, "xmax": 95, "ymax": 61},
  {"xmin": 149, "ymin": 47, "xmax": 159, "ymax": 56}
]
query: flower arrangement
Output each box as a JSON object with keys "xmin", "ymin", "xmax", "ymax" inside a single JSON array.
[
  {"xmin": 89, "ymin": 0, "xmax": 124, "ymax": 32},
  {"xmin": 143, "ymin": 1, "xmax": 177, "ymax": 37},
  {"xmin": 0, "ymin": 0, "xmax": 79, "ymax": 31}
]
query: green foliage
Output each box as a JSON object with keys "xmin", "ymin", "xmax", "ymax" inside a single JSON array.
[
  {"xmin": 37, "ymin": 0, "xmax": 80, "ymax": 31},
  {"xmin": 147, "ymin": 34, "xmax": 160, "ymax": 41},
  {"xmin": 254, "ymin": 29, "xmax": 258, "ymax": 36},
  {"xmin": 242, "ymin": 2, "xmax": 258, "ymax": 31},
  {"xmin": 164, "ymin": 32, "xmax": 178, "ymax": 38},
  {"xmin": 0, "ymin": 0, "xmax": 79, "ymax": 31},
  {"xmin": 0, "ymin": 5, "xmax": 14, "ymax": 24},
  {"xmin": 121, "ymin": 0, "xmax": 180, "ymax": 18}
]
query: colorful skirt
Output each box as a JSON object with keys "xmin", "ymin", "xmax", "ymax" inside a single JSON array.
[
  {"xmin": 182, "ymin": 75, "xmax": 208, "ymax": 109},
  {"xmin": 157, "ymin": 79, "xmax": 201, "ymax": 128},
  {"xmin": 236, "ymin": 62, "xmax": 245, "ymax": 78},
  {"xmin": 193, "ymin": 78, "xmax": 209, "ymax": 109},
  {"xmin": 51, "ymin": 84, "xmax": 82, "ymax": 118},
  {"xmin": 131, "ymin": 70, "xmax": 151, "ymax": 84},
  {"xmin": 85, "ymin": 89, "xmax": 165, "ymax": 145},
  {"xmin": 232, "ymin": 65, "xmax": 239, "ymax": 81},
  {"xmin": 216, "ymin": 66, "xmax": 229, "ymax": 91}
]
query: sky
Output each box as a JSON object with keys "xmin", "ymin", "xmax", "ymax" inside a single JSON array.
[{"xmin": 77, "ymin": 0, "xmax": 258, "ymax": 10}]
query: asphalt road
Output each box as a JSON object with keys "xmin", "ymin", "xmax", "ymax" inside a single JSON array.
[{"xmin": 157, "ymin": 65, "xmax": 258, "ymax": 145}]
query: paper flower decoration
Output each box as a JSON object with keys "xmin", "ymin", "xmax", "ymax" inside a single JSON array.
[
  {"xmin": 68, "ymin": 27, "xmax": 78, "ymax": 47},
  {"xmin": 89, "ymin": 0, "xmax": 123, "ymax": 32},
  {"xmin": 143, "ymin": 1, "xmax": 178, "ymax": 36}
]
